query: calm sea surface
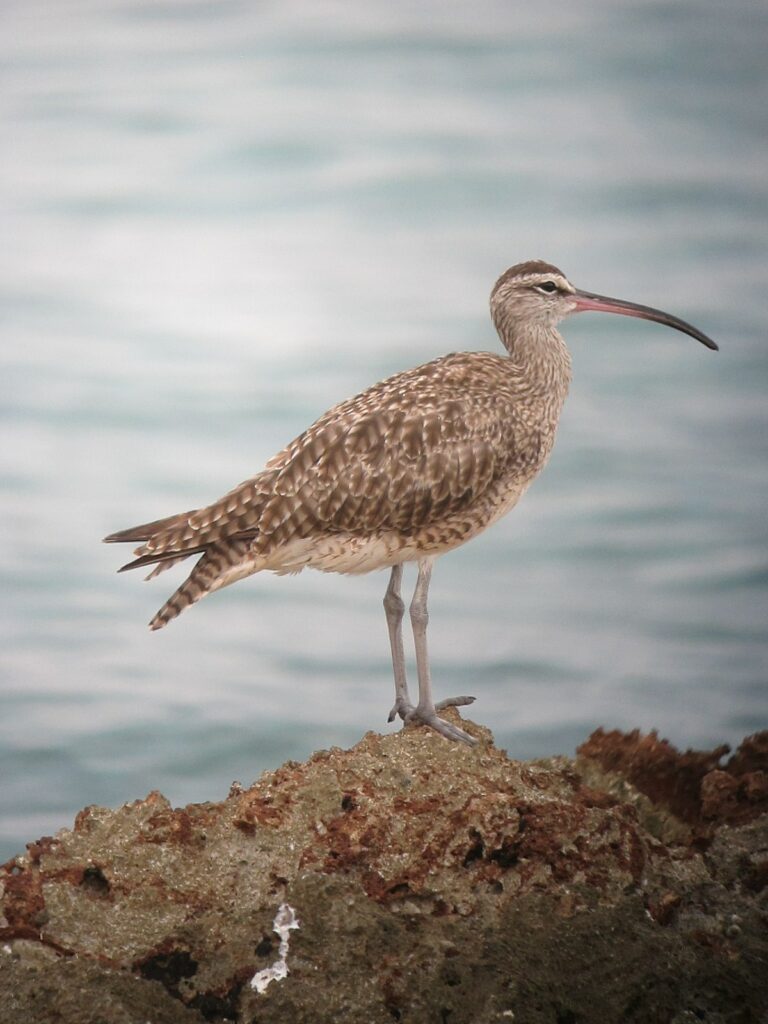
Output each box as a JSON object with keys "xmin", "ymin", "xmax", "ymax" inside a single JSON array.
[{"xmin": 1, "ymin": 0, "xmax": 767, "ymax": 860}]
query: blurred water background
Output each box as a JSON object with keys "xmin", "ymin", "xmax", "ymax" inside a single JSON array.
[{"xmin": 1, "ymin": 0, "xmax": 767, "ymax": 861}]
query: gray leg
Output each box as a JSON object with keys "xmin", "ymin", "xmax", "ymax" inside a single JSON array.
[
  {"xmin": 405, "ymin": 558, "xmax": 477, "ymax": 745},
  {"xmin": 384, "ymin": 564, "xmax": 411, "ymax": 722}
]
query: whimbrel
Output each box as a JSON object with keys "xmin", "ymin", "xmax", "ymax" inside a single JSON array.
[{"xmin": 105, "ymin": 261, "xmax": 717, "ymax": 745}]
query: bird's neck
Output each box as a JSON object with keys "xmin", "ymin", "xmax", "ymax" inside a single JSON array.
[{"xmin": 494, "ymin": 318, "xmax": 573, "ymax": 399}]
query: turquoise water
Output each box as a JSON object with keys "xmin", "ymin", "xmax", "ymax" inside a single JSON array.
[{"xmin": 1, "ymin": 1, "xmax": 767, "ymax": 861}]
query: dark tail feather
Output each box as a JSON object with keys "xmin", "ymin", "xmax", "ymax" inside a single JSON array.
[
  {"xmin": 103, "ymin": 510, "xmax": 196, "ymax": 545},
  {"xmin": 148, "ymin": 541, "xmax": 252, "ymax": 630},
  {"xmin": 149, "ymin": 553, "xmax": 212, "ymax": 630},
  {"xmin": 144, "ymin": 556, "xmax": 193, "ymax": 582},
  {"xmin": 117, "ymin": 547, "xmax": 205, "ymax": 574}
]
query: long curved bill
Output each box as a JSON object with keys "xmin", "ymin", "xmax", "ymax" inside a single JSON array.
[{"xmin": 572, "ymin": 289, "xmax": 718, "ymax": 351}]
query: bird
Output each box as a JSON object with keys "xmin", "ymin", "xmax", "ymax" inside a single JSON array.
[{"xmin": 104, "ymin": 260, "xmax": 718, "ymax": 746}]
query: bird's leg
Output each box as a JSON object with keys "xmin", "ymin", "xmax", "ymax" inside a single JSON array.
[
  {"xmin": 405, "ymin": 558, "xmax": 477, "ymax": 746},
  {"xmin": 384, "ymin": 564, "xmax": 411, "ymax": 722}
]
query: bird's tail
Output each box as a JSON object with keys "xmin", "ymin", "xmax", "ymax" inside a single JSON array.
[
  {"xmin": 103, "ymin": 510, "xmax": 198, "ymax": 558},
  {"xmin": 105, "ymin": 482, "xmax": 265, "ymax": 628},
  {"xmin": 148, "ymin": 539, "xmax": 255, "ymax": 630}
]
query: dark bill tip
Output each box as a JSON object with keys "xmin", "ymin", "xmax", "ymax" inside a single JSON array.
[{"xmin": 572, "ymin": 290, "xmax": 719, "ymax": 351}]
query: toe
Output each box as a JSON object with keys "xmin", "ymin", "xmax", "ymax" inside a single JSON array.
[
  {"xmin": 403, "ymin": 706, "xmax": 478, "ymax": 746},
  {"xmin": 434, "ymin": 695, "xmax": 476, "ymax": 711},
  {"xmin": 388, "ymin": 697, "xmax": 414, "ymax": 723},
  {"xmin": 429, "ymin": 717, "xmax": 478, "ymax": 746}
]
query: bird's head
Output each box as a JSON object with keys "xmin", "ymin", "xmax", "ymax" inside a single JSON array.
[{"xmin": 490, "ymin": 260, "xmax": 718, "ymax": 351}]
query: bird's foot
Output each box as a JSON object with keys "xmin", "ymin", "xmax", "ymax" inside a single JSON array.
[
  {"xmin": 387, "ymin": 693, "xmax": 475, "ymax": 723},
  {"xmin": 388, "ymin": 697, "xmax": 478, "ymax": 746}
]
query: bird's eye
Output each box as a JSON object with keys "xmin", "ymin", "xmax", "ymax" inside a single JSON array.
[{"xmin": 535, "ymin": 281, "xmax": 558, "ymax": 294}]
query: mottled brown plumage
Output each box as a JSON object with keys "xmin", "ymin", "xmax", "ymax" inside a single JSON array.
[{"xmin": 105, "ymin": 260, "xmax": 717, "ymax": 744}]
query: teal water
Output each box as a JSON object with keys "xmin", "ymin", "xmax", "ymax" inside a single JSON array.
[{"xmin": 1, "ymin": 1, "xmax": 767, "ymax": 861}]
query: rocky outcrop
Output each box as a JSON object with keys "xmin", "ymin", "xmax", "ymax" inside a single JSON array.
[{"xmin": 2, "ymin": 718, "xmax": 766, "ymax": 1023}]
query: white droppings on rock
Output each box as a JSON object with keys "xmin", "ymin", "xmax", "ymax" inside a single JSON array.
[{"xmin": 250, "ymin": 902, "xmax": 300, "ymax": 994}]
